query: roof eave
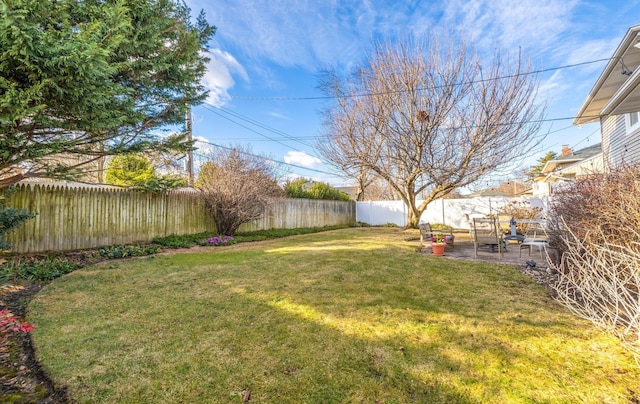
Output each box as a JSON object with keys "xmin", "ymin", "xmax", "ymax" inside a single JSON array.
[
  {"xmin": 601, "ymin": 67, "xmax": 640, "ymax": 116},
  {"xmin": 574, "ymin": 24, "xmax": 640, "ymax": 125}
]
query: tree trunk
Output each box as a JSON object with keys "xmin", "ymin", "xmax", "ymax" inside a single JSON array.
[
  {"xmin": 406, "ymin": 195, "xmax": 432, "ymax": 229},
  {"xmin": 406, "ymin": 205, "xmax": 422, "ymax": 229}
]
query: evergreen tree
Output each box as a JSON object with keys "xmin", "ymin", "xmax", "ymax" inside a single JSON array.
[
  {"xmin": 104, "ymin": 154, "xmax": 187, "ymax": 191},
  {"xmin": 527, "ymin": 151, "xmax": 557, "ymax": 178},
  {"xmin": 0, "ymin": 0, "xmax": 215, "ymax": 187},
  {"xmin": 284, "ymin": 178, "xmax": 351, "ymax": 201},
  {"xmin": 0, "ymin": 187, "xmax": 35, "ymax": 250}
]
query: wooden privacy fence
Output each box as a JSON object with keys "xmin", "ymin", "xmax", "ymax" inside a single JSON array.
[
  {"xmin": 238, "ymin": 198, "xmax": 356, "ymax": 232},
  {"xmin": 7, "ymin": 184, "xmax": 214, "ymax": 253},
  {"xmin": 6, "ymin": 184, "xmax": 356, "ymax": 253}
]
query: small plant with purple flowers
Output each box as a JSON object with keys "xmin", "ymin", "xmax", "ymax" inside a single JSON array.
[{"xmin": 207, "ymin": 235, "xmax": 236, "ymax": 246}]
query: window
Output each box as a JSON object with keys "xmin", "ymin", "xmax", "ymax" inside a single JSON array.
[{"xmin": 628, "ymin": 111, "xmax": 640, "ymax": 131}]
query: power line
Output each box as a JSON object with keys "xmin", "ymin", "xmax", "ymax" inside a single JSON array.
[
  {"xmin": 229, "ymin": 57, "xmax": 612, "ymax": 101},
  {"xmin": 195, "ymin": 52, "xmax": 612, "ymax": 177},
  {"xmin": 201, "ymin": 103, "xmax": 328, "ymax": 157},
  {"xmin": 215, "ymin": 105, "xmax": 317, "ymax": 149},
  {"xmin": 571, "ymin": 127, "xmax": 601, "ymax": 149},
  {"xmin": 192, "ymin": 134, "xmax": 321, "ymax": 142},
  {"xmin": 194, "ymin": 138, "xmax": 341, "ymax": 177},
  {"xmin": 199, "ymin": 101, "xmax": 602, "ymax": 172},
  {"xmin": 206, "ymin": 98, "xmax": 602, "ymax": 141},
  {"xmin": 201, "ymin": 104, "xmax": 297, "ymax": 151}
]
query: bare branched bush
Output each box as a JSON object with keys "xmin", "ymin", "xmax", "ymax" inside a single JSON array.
[
  {"xmin": 196, "ymin": 146, "xmax": 284, "ymax": 235},
  {"xmin": 548, "ymin": 166, "xmax": 640, "ymax": 254},
  {"xmin": 549, "ymin": 165, "xmax": 640, "ymax": 352},
  {"xmin": 553, "ymin": 226, "xmax": 640, "ymax": 354},
  {"xmin": 498, "ymin": 200, "xmax": 543, "ymax": 234}
]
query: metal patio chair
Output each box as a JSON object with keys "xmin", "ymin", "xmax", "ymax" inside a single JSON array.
[{"xmin": 519, "ymin": 221, "xmax": 548, "ymax": 259}]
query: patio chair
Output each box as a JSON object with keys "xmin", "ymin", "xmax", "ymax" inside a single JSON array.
[
  {"xmin": 464, "ymin": 213, "xmax": 484, "ymax": 238},
  {"xmin": 497, "ymin": 214, "xmax": 511, "ymax": 235},
  {"xmin": 418, "ymin": 222, "xmax": 454, "ymax": 249},
  {"xmin": 472, "ymin": 217, "xmax": 504, "ymax": 258},
  {"xmin": 519, "ymin": 221, "xmax": 548, "ymax": 259}
]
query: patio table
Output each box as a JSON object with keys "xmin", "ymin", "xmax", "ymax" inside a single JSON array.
[{"xmin": 500, "ymin": 218, "xmax": 546, "ymax": 243}]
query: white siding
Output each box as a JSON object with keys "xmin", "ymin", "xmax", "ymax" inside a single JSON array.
[
  {"xmin": 602, "ymin": 114, "xmax": 640, "ymax": 168},
  {"xmin": 559, "ymin": 154, "xmax": 604, "ymax": 176}
]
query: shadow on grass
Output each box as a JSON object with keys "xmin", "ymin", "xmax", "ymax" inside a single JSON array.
[{"xmin": 29, "ymin": 228, "xmax": 640, "ymax": 403}]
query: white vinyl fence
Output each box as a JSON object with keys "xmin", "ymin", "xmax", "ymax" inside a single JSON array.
[{"xmin": 356, "ymin": 197, "xmax": 548, "ymax": 229}]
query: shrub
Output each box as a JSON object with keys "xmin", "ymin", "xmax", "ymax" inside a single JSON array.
[
  {"xmin": 204, "ymin": 236, "xmax": 236, "ymax": 246},
  {"xmin": 196, "ymin": 148, "xmax": 285, "ymax": 236},
  {"xmin": 0, "ymin": 257, "xmax": 82, "ymax": 282},
  {"xmin": 152, "ymin": 233, "xmax": 217, "ymax": 248},
  {"xmin": 0, "ymin": 244, "xmax": 163, "ymax": 282},
  {"xmin": 98, "ymin": 244, "xmax": 163, "ymax": 259},
  {"xmin": 284, "ymin": 178, "xmax": 351, "ymax": 201},
  {"xmin": 549, "ymin": 165, "xmax": 640, "ymax": 352},
  {"xmin": 498, "ymin": 200, "xmax": 543, "ymax": 235},
  {"xmin": 0, "ymin": 186, "xmax": 36, "ymax": 250},
  {"xmin": 153, "ymin": 226, "xmax": 350, "ymax": 248}
]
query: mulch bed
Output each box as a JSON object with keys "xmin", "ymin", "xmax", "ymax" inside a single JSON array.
[{"xmin": 0, "ymin": 282, "xmax": 69, "ymax": 403}]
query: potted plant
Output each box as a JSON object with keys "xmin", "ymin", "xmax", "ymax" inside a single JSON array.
[{"xmin": 431, "ymin": 233, "xmax": 447, "ymax": 256}]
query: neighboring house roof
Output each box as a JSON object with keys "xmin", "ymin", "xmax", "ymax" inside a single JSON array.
[
  {"xmin": 574, "ymin": 24, "xmax": 640, "ymax": 124},
  {"xmin": 515, "ymin": 187, "xmax": 533, "ymax": 197},
  {"xmin": 541, "ymin": 143, "xmax": 603, "ymax": 173},
  {"xmin": 530, "ymin": 143, "xmax": 604, "ymax": 196},
  {"xmin": 537, "ymin": 143, "xmax": 603, "ymax": 189},
  {"xmin": 335, "ymin": 186, "xmax": 359, "ymax": 199},
  {"xmin": 467, "ymin": 189, "xmax": 508, "ymax": 197}
]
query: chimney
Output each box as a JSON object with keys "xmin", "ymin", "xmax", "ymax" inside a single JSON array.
[{"xmin": 561, "ymin": 145, "xmax": 572, "ymax": 156}]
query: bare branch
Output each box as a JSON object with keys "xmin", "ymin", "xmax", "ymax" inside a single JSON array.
[
  {"xmin": 196, "ymin": 145, "xmax": 284, "ymax": 235},
  {"xmin": 318, "ymin": 32, "xmax": 545, "ymax": 227}
]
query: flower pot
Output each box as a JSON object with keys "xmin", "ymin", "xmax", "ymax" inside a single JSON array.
[{"xmin": 431, "ymin": 242, "xmax": 446, "ymax": 256}]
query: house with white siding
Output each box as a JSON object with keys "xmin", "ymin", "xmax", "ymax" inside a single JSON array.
[
  {"xmin": 574, "ymin": 24, "xmax": 640, "ymax": 168},
  {"xmin": 531, "ymin": 144, "xmax": 603, "ymax": 196}
]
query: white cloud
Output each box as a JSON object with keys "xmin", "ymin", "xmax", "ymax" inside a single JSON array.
[
  {"xmin": 193, "ymin": 136, "xmax": 215, "ymax": 155},
  {"xmin": 190, "ymin": 0, "xmax": 440, "ymax": 71},
  {"xmin": 538, "ymin": 70, "xmax": 568, "ymax": 103},
  {"xmin": 266, "ymin": 111, "xmax": 289, "ymax": 120},
  {"xmin": 440, "ymin": 0, "xmax": 581, "ymax": 62},
  {"xmin": 283, "ymin": 151, "xmax": 323, "ymax": 168},
  {"xmin": 201, "ymin": 49, "xmax": 248, "ymax": 107}
]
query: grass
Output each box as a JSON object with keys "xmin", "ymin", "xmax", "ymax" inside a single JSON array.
[{"xmin": 29, "ymin": 228, "xmax": 640, "ymax": 403}]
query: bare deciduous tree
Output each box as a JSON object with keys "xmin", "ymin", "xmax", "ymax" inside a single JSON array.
[
  {"xmin": 318, "ymin": 33, "xmax": 544, "ymax": 228},
  {"xmin": 196, "ymin": 146, "xmax": 284, "ymax": 235}
]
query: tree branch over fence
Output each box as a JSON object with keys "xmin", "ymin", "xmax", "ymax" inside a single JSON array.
[{"xmin": 318, "ymin": 32, "xmax": 545, "ymax": 228}]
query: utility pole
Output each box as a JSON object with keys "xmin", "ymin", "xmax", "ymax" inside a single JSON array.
[{"xmin": 185, "ymin": 106, "xmax": 194, "ymax": 187}]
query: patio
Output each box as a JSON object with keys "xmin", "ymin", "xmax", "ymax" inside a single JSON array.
[{"xmin": 418, "ymin": 231, "xmax": 559, "ymax": 289}]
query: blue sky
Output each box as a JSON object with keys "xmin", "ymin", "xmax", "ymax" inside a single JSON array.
[{"xmin": 185, "ymin": 0, "xmax": 640, "ymax": 188}]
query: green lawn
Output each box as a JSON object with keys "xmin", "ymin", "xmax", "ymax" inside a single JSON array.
[{"xmin": 29, "ymin": 228, "xmax": 640, "ymax": 403}]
